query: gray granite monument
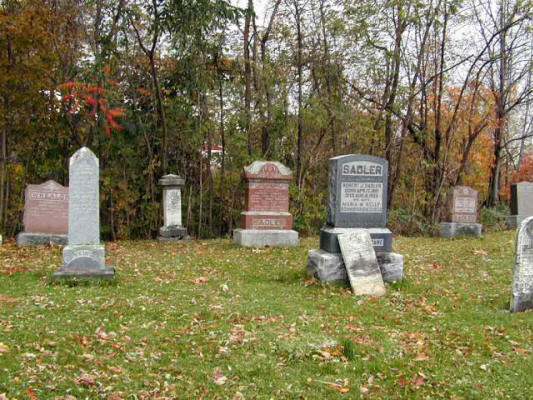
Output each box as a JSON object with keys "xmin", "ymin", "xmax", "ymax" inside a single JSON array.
[
  {"xmin": 17, "ymin": 180, "xmax": 68, "ymax": 246},
  {"xmin": 511, "ymin": 216, "xmax": 533, "ymax": 312},
  {"xmin": 338, "ymin": 230, "xmax": 386, "ymax": 297},
  {"xmin": 439, "ymin": 186, "xmax": 482, "ymax": 238},
  {"xmin": 158, "ymin": 174, "xmax": 189, "ymax": 241},
  {"xmin": 307, "ymin": 154, "xmax": 403, "ymax": 287},
  {"xmin": 54, "ymin": 147, "xmax": 114, "ymax": 279},
  {"xmin": 507, "ymin": 182, "xmax": 533, "ymax": 229}
]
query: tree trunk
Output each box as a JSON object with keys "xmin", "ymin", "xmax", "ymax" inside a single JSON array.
[{"xmin": 243, "ymin": 0, "xmax": 253, "ymax": 155}]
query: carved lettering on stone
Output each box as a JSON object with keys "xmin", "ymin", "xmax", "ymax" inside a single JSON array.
[{"xmin": 511, "ymin": 216, "xmax": 533, "ymax": 312}]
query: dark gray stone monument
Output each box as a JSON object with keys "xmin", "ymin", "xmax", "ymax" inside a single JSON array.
[
  {"xmin": 307, "ymin": 154, "xmax": 403, "ymax": 286},
  {"xmin": 17, "ymin": 180, "xmax": 68, "ymax": 246},
  {"xmin": 338, "ymin": 230, "xmax": 386, "ymax": 296},
  {"xmin": 511, "ymin": 216, "xmax": 533, "ymax": 312},
  {"xmin": 439, "ymin": 186, "xmax": 482, "ymax": 238},
  {"xmin": 507, "ymin": 182, "xmax": 533, "ymax": 229},
  {"xmin": 54, "ymin": 147, "xmax": 114, "ymax": 279},
  {"xmin": 158, "ymin": 174, "xmax": 189, "ymax": 241}
]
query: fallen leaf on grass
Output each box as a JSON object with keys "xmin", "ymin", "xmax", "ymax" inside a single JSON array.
[
  {"xmin": 0, "ymin": 343, "xmax": 8, "ymax": 353},
  {"xmin": 0, "ymin": 296, "xmax": 17, "ymax": 302},
  {"xmin": 414, "ymin": 352, "xmax": 430, "ymax": 361},
  {"xmin": 513, "ymin": 347, "xmax": 530, "ymax": 355},
  {"xmin": 193, "ymin": 277, "xmax": 209, "ymax": 283},
  {"xmin": 212, "ymin": 368, "xmax": 227, "ymax": 385},
  {"xmin": 474, "ymin": 249, "xmax": 489, "ymax": 257}
]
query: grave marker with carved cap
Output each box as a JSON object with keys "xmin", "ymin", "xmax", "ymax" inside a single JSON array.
[
  {"xmin": 16, "ymin": 180, "xmax": 68, "ymax": 246},
  {"xmin": 158, "ymin": 174, "xmax": 189, "ymax": 241},
  {"xmin": 511, "ymin": 216, "xmax": 533, "ymax": 312},
  {"xmin": 233, "ymin": 161, "xmax": 299, "ymax": 247},
  {"xmin": 54, "ymin": 147, "xmax": 114, "ymax": 279},
  {"xmin": 439, "ymin": 186, "xmax": 482, "ymax": 237},
  {"xmin": 307, "ymin": 154, "xmax": 403, "ymax": 289}
]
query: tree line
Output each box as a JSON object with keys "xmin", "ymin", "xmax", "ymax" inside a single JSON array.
[{"xmin": 1, "ymin": 0, "xmax": 532, "ymax": 239}]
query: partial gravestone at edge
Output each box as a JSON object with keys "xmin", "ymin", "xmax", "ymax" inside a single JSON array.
[
  {"xmin": 54, "ymin": 147, "xmax": 114, "ymax": 279},
  {"xmin": 16, "ymin": 180, "xmax": 68, "ymax": 246},
  {"xmin": 507, "ymin": 182, "xmax": 533, "ymax": 229},
  {"xmin": 511, "ymin": 216, "xmax": 533, "ymax": 312},
  {"xmin": 158, "ymin": 174, "xmax": 190, "ymax": 241}
]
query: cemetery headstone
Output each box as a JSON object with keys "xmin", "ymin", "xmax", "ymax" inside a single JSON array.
[
  {"xmin": 16, "ymin": 180, "xmax": 68, "ymax": 246},
  {"xmin": 338, "ymin": 230, "xmax": 386, "ymax": 296},
  {"xmin": 158, "ymin": 174, "xmax": 189, "ymax": 241},
  {"xmin": 511, "ymin": 216, "xmax": 533, "ymax": 312},
  {"xmin": 233, "ymin": 161, "xmax": 299, "ymax": 247},
  {"xmin": 439, "ymin": 186, "xmax": 482, "ymax": 237},
  {"xmin": 507, "ymin": 182, "xmax": 533, "ymax": 229},
  {"xmin": 307, "ymin": 154, "xmax": 403, "ymax": 288},
  {"xmin": 54, "ymin": 147, "xmax": 114, "ymax": 279}
]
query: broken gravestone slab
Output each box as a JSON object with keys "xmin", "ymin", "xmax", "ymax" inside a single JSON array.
[{"xmin": 338, "ymin": 229, "xmax": 386, "ymax": 297}]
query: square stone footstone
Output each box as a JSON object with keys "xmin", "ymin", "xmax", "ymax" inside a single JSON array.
[
  {"xmin": 320, "ymin": 226, "xmax": 392, "ymax": 253},
  {"xmin": 327, "ymin": 155, "xmax": 388, "ymax": 228},
  {"xmin": 511, "ymin": 216, "xmax": 533, "ymax": 312},
  {"xmin": 337, "ymin": 230, "xmax": 386, "ymax": 297},
  {"xmin": 54, "ymin": 244, "xmax": 114, "ymax": 279}
]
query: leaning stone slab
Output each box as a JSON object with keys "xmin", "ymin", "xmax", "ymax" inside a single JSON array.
[
  {"xmin": 511, "ymin": 216, "xmax": 533, "ymax": 312},
  {"xmin": 338, "ymin": 229, "xmax": 386, "ymax": 297},
  {"xmin": 439, "ymin": 222, "xmax": 482, "ymax": 238},
  {"xmin": 233, "ymin": 229, "xmax": 299, "ymax": 247}
]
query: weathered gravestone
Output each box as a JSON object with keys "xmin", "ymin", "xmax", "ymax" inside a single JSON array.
[
  {"xmin": 338, "ymin": 230, "xmax": 386, "ymax": 297},
  {"xmin": 439, "ymin": 186, "xmax": 482, "ymax": 238},
  {"xmin": 54, "ymin": 147, "xmax": 114, "ymax": 279},
  {"xmin": 158, "ymin": 174, "xmax": 189, "ymax": 241},
  {"xmin": 307, "ymin": 154, "xmax": 403, "ymax": 286},
  {"xmin": 510, "ymin": 216, "xmax": 533, "ymax": 312},
  {"xmin": 233, "ymin": 161, "xmax": 299, "ymax": 247},
  {"xmin": 507, "ymin": 182, "xmax": 533, "ymax": 229},
  {"xmin": 16, "ymin": 180, "xmax": 68, "ymax": 246}
]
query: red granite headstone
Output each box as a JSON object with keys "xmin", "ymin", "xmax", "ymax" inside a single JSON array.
[
  {"xmin": 445, "ymin": 185, "xmax": 478, "ymax": 223},
  {"xmin": 23, "ymin": 180, "xmax": 69, "ymax": 234},
  {"xmin": 239, "ymin": 161, "xmax": 293, "ymax": 230}
]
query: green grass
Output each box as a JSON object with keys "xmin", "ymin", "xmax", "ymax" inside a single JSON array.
[{"xmin": 0, "ymin": 231, "xmax": 532, "ymax": 399}]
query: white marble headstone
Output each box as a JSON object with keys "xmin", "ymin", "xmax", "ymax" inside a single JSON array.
[{"xmin": 511, "ymin": 216, "xmax": 533, "ymax": 312}]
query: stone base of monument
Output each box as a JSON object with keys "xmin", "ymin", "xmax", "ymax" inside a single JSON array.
[
  {"xmin": 233, "ymin": 229, "xmax": 299, "ymax": 247},
  {"xmin": 439, "ymin": 222, "xmax": 482, "ymax": 238},
  {"xmin": 320, "ymin": 226, "xmax": 392, "ymax": 252},
  {"xmin": 54, "ymin": 244, "xmax": 114, "ymax": 279},
  {"xmin": 307, "ymin": 249, "xmax": 403, "ymax": 284},
  {"xmin": 158, "ymin": 225, "xmax": 188, "ymax": 241},
  {"xmin": 506, "ymin": 215, "xmax": 527, "ymax": 229},
  {"xmin": 17, "ymin": 232, "xmax": 67, "ymax": 246}
]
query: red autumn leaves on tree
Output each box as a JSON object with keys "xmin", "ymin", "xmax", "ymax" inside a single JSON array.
[{"xmin": 59, "ymin": 80, "xmax": 124, "ymax": 137}]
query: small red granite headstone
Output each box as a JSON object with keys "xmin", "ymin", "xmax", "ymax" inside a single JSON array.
[
  {"xmin": 239, "ymin": 161, "xmax": 293, "ymax": 230},
  {"xmin": 23, "ymin": 180, "xmax": 69, "ymax": 234},
  {"xmin": 447, "ymin": 186, "xmax": 478, "ymax": 223}
]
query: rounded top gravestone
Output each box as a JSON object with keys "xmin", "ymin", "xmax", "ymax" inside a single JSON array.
[
  {"xmin": 243, "ymin": 161, "xmax": 292, "ymax": 182},
  {"xmin": 159, "ymin": 174, "xmax": 185, "ymax": 187},
  {"xmin": 327, "ymin": 154, "xmax": 388, "ymax": 228}
]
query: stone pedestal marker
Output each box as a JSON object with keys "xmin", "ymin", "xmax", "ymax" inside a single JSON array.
[
  {"xmin": 338, "ymin": 230, "xmax": 386, "ymax": 297},
  {"xmin": 233, "ymin": 161, "xmax": 299, "ymax": 247},
  {"xmin": 158, "ymin": 174, "xmax": 189, "ymax": 241},
  {"xmin": 307, "ymin": 154, "xmax": 403, "ymax": 285},
  {"xmin": 17, "ymin": 180, "xmax": 68, "ymax": 246},
  {"xmin": 439, "ymin": 186, "xmax": 482, "ymax": 238},
  {"xmin": 54, "ymin": 147, "xmax": 114, "ymax": 279},
  {"xmin": 507, "ymin": 182, "xmax": 533, "ymax": 229},
  {"xmin": 511, "ymin": 216, "xmax": 533, "ymax": 312}
]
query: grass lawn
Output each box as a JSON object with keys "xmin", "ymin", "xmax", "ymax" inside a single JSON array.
[{"xmin": 0, "ymin": 231, "xmax": 532, "ymax": 399}]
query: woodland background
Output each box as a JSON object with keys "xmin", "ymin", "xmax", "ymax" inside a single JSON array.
[{"xmin": 1, "ymin": 0, "xmax": 533, "ymax": 240}]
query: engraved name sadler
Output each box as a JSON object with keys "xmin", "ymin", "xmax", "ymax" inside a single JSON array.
[{"xmin": 342, "ymin": 161, "xmax": 383, "ymax": 176}]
